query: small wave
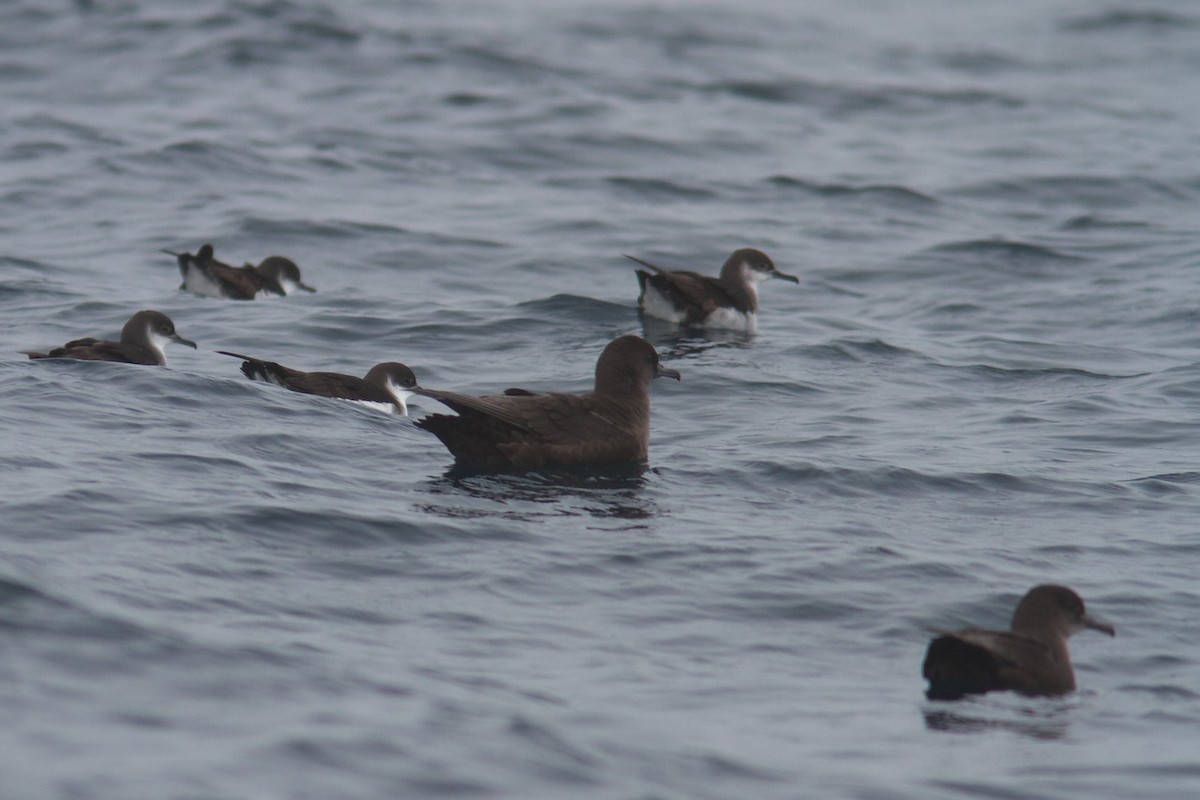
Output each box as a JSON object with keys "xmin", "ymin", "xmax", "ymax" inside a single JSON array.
[
  {"xmin": 955, "ymin": 362, "xmax": 1135, "ymax": 383},
  {"xmin": 921, "ymin": 239, "xmax": 1083, "ymax": 277},
  {"xmin": 920, "ymin": 301, "xmax": 986, "ymax": 316},
  {"xmin": 0, "ymin": 254, "xmax": 70, "ymax": 274},
  {"xmin": 453, "ymin": 43, "xmax": 586, "ymax": 81},
  {"xmin": 236, "ymin": 215, "xmax": 406, "ymax": 242},
  {"xmin": 935, "ymin": 49, "xmax": 1025, "ymax": 75},
  {"xmin": 225, "ymin": 505, "xmax": 466, "ymax": 548},
  {"xmin": 698, "ymin": 753, "xmax": 786, "ymax": 783},
  {"xmin": 1119, "ymin": 683, "xmax": 1200, "ymax": 700},
  {"xmin": 928, "ymin": 239, "xmax": 1079, "ymax": 260},
  {"xmin": 567, "ymin": 11, "xmax": 761, "ymax": 50},
  {"xmin": 12, "ymin": 113, "xmax": 123, "ymax": 146},
  {"xmin": 708, "ymin": 78, "xmax": 1022, "ymax": 115},
  {"xmin": 0, "ymin": 576, "xmax": 153, "ymax": 648},
  {"xmin": 1060, "ymin": 214, "xmax": 1151, "ymax": 231},
  {"xmin": 0, "ymin": 61, "xmax": 42, "ymax": 80},
  {"xmin": 517, "ymin": 293, "xmax": 632, "ymax": 322},
  {"xmin": 167, "ymin": 3, "xmax": 363, "ymax": 68},
  {"xmin": 798, "ymin": 338, "xmax": 925, "ymax": 364},
  {"xmin": 507, "ymin": 715, "xmax": 602, "ymax": 772},
  {"xmin": 2, "ymin": 140, "xmax": 69, "ymax": 161},
  {"xmin": 559, "ymin": 132, "xmax": 689, "ymax": 157},
  {"xmin": 107, "ymin": 140, "xmax": 298, "ymax": 182},
  {"xmin": 1061, "ymin": 9, "xmax": 1198, "ymax": 33},
  {"xmin": 1127, "ymin": 473, "xmax": 1200, "ymax": 497},
  {"xmin": 606, "ymin": 176, "xmax": 717, "ymax": 201},
  {"xmin": 949, "ymin": 175, "xmax": 1189, "ymax": 210},
  {"xmin": 1133, "ymin": 471, "xmax": 1200, "ymax": 484},
  {"xmin": 0, "ymin": 575, "xmax": 41, "ymax": 608},
  {"xmin": 135, "ymin": 451, "xmax": 254, "ymax": 473},
  {"xmin": 766, "ymin": 176, "xmax": 938, "ymax": 207},
  {"xmin": 745, "ymin": 462, "xmax": 1062, "ymax": 500},
  {"xmin": 442, "ymin": 91, "xmax": 503, "ymax": 108},
  {"xmin": 731, "ymin": 594, "xmax": 863, "ymax": 623}
]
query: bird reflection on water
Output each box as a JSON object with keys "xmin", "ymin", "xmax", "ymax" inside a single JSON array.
[
  {"xmin": 637, "ymin": 319, "xmax": 756, "ymax": 356},
  {"xmin": 922, "ymin": 704, "xmax": 1073, "ymax": 741},
  {"xmin": 418, "ymin": 463, "xmax": 658, "ymax": 525}
]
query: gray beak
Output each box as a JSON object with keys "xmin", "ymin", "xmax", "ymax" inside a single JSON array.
[
  {"xmin": 172, "ymin": 334, "xmax": 198, "ymax": 349},
  {"xmin": 1084, "ymin": 615, "xmax": 1115, "ymax": 637},
  {"xmin": 772, "ymin": 269, "xmax": 799, "ymax": 284},
  {"xmin": 656, "ymin": 364, "xmax": 681, "ymax": 381}
]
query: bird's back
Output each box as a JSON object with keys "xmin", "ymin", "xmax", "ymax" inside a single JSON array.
[
  {"xmin": 415, "ymin": 389, "xmax": 643, "ymax": 468},
  {"xmin": 923, "ymin": 628, "xmax": 1068, "ymax": 699}
]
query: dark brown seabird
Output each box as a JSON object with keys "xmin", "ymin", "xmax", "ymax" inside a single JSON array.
[
  {"xmin": 163, "ymin": 243, "xmax": 316, "ymax": 300},
  {"xmin": 22, "ymin": 310, "xmax": 196, "ymax": 365},
  {"xmin": 414, "ymin": 334, "xmax": 680, "ymax": 469},
  {"xmin": 923, "ymin": 584, "xmax": 1115, "ymax": 701},
  {"xmin": 627, "ymin": 247, "xmax": 797, "ymax": 331},
  {"xmin": 217, "ymin": 351, "xmax": 418, "ymax": 415}
]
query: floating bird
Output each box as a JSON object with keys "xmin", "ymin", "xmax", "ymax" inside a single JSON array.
[
  {"xmin": 217, "ymin": 351, "xmax": 418, "ymax": 414},
  {"xmin": 163, "ymin": 243, "xmax": 315, "ymax": 299},
  {"xmin": 628, "ymin": 247, "xmax": 797, "ymax": 331},
  {"xmin": 922, "ymin": 584, "xmax": 1114, "ymax": 700},
  {"xmin": 414, "ymin": 335, "xmax": 680, "ymax": 468},
  {"xmin": 22, "ymin": 310, "xmax": 196, "ymax": 365}
]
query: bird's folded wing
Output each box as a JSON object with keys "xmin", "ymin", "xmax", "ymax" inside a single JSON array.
[
  {"xmin": 207, "ymin": 263, "xmax": 265, "ymax": 298},
  {"xmin": 415, "ymin": 388, "xmax": 631, "ymax": 445}
]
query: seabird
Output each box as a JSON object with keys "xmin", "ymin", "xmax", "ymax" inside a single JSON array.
[
  {"xmin": 414, "ymin": 334, "xmax": 680, "ymax": 468},
  {"xmin": 22, "ymin": 310, "xmax": 197, "ymax": 365},
  {"xmin": 217, "ymin": 351, "xmax": 418, "ymax": 414},
  {"xmin": 628, "ymin": 247, "xmax": 797, "ymax": 331},
  {"xmin": 163, "ymin": 243, "xmax": 316, "ymax": 300},
  {"xmin": 923, "ymin": 584, "xmax": 1115, "ymax": 700}
]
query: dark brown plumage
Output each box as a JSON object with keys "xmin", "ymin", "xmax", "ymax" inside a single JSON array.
[
  {"xmin": 414, "ymin": 335, "xmax": 680, "ymax": 469},
  {"xmin": 164, "ymin": 243, "xmax": 315, "ymax": 300},
  {"xmin": 628, "ymin": 247, "xmax": 797, "ymax": 329},
  {"xmin": 923, "ymin": 584, "xmax": 1115, "ymax": 700},
  {"xmin": 22, "ymin": 310, "xmax": 197, "ymax": 366},
  {"xmin": 217, "ymin": 351, "xmax": 417, "ymax": 414}
]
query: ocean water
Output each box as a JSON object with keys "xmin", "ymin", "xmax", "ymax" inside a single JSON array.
[{"xmin": 2, "ymin": 0, "xmax": 1199, "ymax": 797}]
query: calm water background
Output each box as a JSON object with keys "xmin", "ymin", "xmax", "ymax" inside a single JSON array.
[{"xmin": 1, "ymin": 1, "xmax": 1199, "ymax": 798}]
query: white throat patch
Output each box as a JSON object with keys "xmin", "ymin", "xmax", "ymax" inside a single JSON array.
[
  {"xmin": 385, "ymin": 378, "xmax": 413, "ymax": 416},
  {"xmin": 743, "ymin": 265, "xmax": 772, "ymax": 286},
  {"xmin": 147, "ymin": 328, "xmax": 172, "ymax": 363}
]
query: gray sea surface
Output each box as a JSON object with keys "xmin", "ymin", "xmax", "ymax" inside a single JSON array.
[{"xmin": 2, "ymin": 1, "xmax": 1199, "ymax": 798}]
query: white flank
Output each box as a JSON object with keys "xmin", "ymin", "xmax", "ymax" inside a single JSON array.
[
  {"xmin": 350, "ymin": 399, "xmax": 401, "ymax": 414},
  {"xmin": 702, "ymin": 307, "xmax": 757, "ymax": 332},
  {"xmin": 182, "ymin": 266, "xmax": 226, "ymax": 298},
  {"xmin": 639, "ymin": 285, "xmax": 687, "ymax": 324}
]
